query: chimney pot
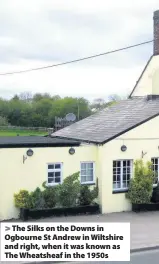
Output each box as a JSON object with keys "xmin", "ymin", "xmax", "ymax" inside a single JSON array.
[{"xmin": 154, "ymin": 10, "xmax": 159, "ymax": 55}]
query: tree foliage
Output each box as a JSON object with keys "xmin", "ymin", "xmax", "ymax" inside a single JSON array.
[{"xmin": 0, "ymin": 92, "xmax": 122, "ymax": 128}]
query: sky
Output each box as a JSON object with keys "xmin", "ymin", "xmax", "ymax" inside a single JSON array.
[{"xmin": 0, "ymin": 0, "xmax": 158, "ymax": 102}]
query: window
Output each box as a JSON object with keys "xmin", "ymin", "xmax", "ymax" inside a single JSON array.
[
  {"xmin": 113, "ymin": 160, "xmax": 132, "ymax": 190},
  {"xmin": 80, "ymin": 162, "xmax": 94, "ymax": 184},
  {"xmin": 47, "ymin": 163, "xmax": 62, "ymax": 185},
  {"xmin": 151, "ymin": 158, "xmax": 159, "ymax": 185}
]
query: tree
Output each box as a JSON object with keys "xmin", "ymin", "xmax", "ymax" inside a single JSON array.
[
  {"xmin": 19, "ymin": 92, "xmax": 33, "ymax": 102},
  {"xmin": 91, "ymin": 98, "xmax": 107, "ymax": 112},
  {"xmin": 0, "ymin": 116, "xmax": 9, "ymax": 126},
  {"xmin": 33, "ymin": 93, "xmax": 51, "ymax": 102}
]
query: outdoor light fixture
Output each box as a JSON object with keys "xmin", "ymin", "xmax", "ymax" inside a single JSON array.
[
  {"xmin": 23, "ymin": 149, "xmax": 34, "ymax": 164},
  {"xmin": 121, "ymin": 145, "xmax": 127, "ymax": 152},
  {"xmin": 69, "ymin": 147, "xmax": 75, "ymax": 155},
  {"xmin": 26, "ymin": 149, "xmax": 34, "ymax": 157}
]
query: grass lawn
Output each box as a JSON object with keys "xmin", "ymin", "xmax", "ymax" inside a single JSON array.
[{"xmin": 0, "ymin": 130, "xmax": 48, "ymax": 136}]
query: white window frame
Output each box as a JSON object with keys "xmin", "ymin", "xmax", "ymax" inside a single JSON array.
[
  {"xmin": 151, "ymin": 158, "xmax": 159, "ymax": 187},
  {"xmin": 47, "ymin": 162, "xmax": 63, "ymax": 186},
  {"xmin": 80, "ymin": 161, "xmax": 95, "ymax": 184},
  {"xmin": 113, "ymin": 159, "xmax": 133, "ymax": 191}
]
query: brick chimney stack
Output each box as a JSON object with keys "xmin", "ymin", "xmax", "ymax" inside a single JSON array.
[{"xmin": 154, "ymin": 10, "xmax": 159, "ymax": 55}]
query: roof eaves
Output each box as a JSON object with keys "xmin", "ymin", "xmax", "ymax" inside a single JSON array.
[
  {"xmin": 129, "ymin": 55, "xmax": 153, "ymax": 98},
  {"xmin": 101, "ymin": 111, "xmax": 159, "ymax": 145},
  {"xmin": 0, "ymin": 142, "xmax": 81, "ymax": 148},
  {"xmin": 52, "ymin": 136, "xmax": 99, "ymax": 145}
]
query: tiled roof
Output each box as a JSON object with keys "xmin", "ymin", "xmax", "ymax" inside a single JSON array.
[
  {"xmin": 52, "ymin": 96, "xmax": 159, "ymax": 144},
  {"xmin": 0, "ymin": 136, "xmax": 80, "ymax": 148}
]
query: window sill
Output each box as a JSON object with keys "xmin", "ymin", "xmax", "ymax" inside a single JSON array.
[
  {"xmin": 81, "ymin": 182, "xmax": 96, "ymax": 186},
  {"xmin": 112, "ymin": 189, "xmax": 128, "ymax": 194},
  {"xmin": 47, "ymin": 183, "xmax": 61, "ymax": 187}
]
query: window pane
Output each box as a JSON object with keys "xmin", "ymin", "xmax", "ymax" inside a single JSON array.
[
  {"xmin": 127, "ymin": 167, "xmax": 130, "ymax": 173},
  {"xmin": 55, "ymin": 171, "xmax": 60, "ymax": 177},
  {"xmin": 116, "ymin": 182, "xmax": 120, "ymax": 188},
  {"xmin": 48, "ymin": 178, "xmax": 53, "ymax": 183},
  {"xmin": 86, "ymin": 176, "xmax": 93, "ymax": 182},
  {"xmin": 81, "ymin": 163, "xmax": 86, "ymax": 169},
  {"xmin": 81, "ymin": 176, "xmax": 86, "ymax": 183},
  {"xmin": 87, "ymin": 163, "xmax": 93, "ymax": 169},
  {"xmin": 55, "ymin": 177, "xmax": 61, "ymax": 183},
  {"xmin": 117, "ymin": 161, "xmax": 120, "ymax": 167},
  {"xmin": 113, "ymin": 168, "xmax": 116, "ymax": 174},
  {"xmin": 87, "ymin": 169, "xmax": 93, "ymax": 176},
  {"xmin": 113, "ymin": 175, "xmax": 116, "ymax": 181},
  {"xmin": 127, "ymin": 160, "xmax": 130, "ymax": 166},
  {"xmin": 117, "ymin": 174, "xmax": 120, "ymax": 181},
  {"xmin": 123, "ymin": 168, "xmax": 126, "ymax": 173},
  {"xmin": 123, "ymin": 161, "xmax": 126, "ymax": 167},
  {"xmin": 48, "ymin": 164, "xmax": 54, "ymax": 169},
  {"xmin": 117, "ymin": 168, "xmax": 121, "ymax": 174},
  {"xmin": 123, "ymin": 181, "xmax": 127, "ymax": 188},
  {"xmin": 55, "ymin": 164, "xmax": 61, "ymax": 169},
  {"xmin": 123, "ymin": 173, "xmax": 126, "ymax": 181},
  {"xmin": 81, "ymin": 169, "xmax": 87, "ymax": 175},
  {"xmin": 127, "ymin": 174, "xmax": 130, "ymax": 180},
  {"xmin": 48, "ymin": 172, "xmax": 54, "ymax": 177},
  {"xmin": 113, "ymin": 183, "xmax": 116, "ymax": 189}
]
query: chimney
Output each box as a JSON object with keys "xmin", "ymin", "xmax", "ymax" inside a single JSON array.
[{"xmin": 154, "ymin": 10, "xmax": 159, "ymax": 55}]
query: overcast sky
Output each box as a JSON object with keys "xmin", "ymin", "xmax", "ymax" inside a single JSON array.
[{"xmin": 0, "ymin": 0, "xmax": 158, "ymax": 101}]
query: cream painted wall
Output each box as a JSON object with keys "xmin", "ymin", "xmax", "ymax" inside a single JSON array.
[
  {"xmin": 0, "ymin": 145, "xmax": 98, "ymax": 220},
  {"xmin": 101, "ymin": 114, "xmax": 159, "ymax": 214},
  {"xmin": 131, "ymin": 55, "xmax": 159, "ymax": 96}
]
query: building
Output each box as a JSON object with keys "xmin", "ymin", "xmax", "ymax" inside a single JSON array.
[{"xmin": 1, "ymin": 10, "xmax": 159, "ymax": 220}]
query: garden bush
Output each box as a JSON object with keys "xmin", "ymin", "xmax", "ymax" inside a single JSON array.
[
  {"xmin": 59, "ymin": 172, "xmax": 81, "ymax": 207},
  {"xmin": 79, "ymin": 185, "xmax": 92, "ymax": 205},
  {"xmin": 42, "ymin": 185, "xmax": 59, "ymax": 208},
  {"xmin": 79, "ymin": 184, "xmax": 98, "ymax": 206},
  {"xmin": 126, "ymin": 159, "xmax": 154, "ymax": 204},
  {"xmin": 14, "ymin": 190, "xmax": 31, "ymax": 209},
  {"xmin": 14, "ymin": 173, "xmax": 99, "ymax": 211},
  {"xmin": 30, "ymin": 187, "xmax": 45, "ymax": 209}
]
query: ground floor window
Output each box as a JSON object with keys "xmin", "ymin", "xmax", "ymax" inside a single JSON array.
[
  {"xmin": 113, "ymin": 160, "xmax": 132, "ymax": 190},
  {"xmin": 47, "ymin": 163, "xmax": 62, "ymax": 185},
  {"xmin": 151, "ymin": 158, "xmax": 159, "ymax": 185},
  {"xmin": 80, "ymin": 162, "xmax": 95, "ymax": 184}
]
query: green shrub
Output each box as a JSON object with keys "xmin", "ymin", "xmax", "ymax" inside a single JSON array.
[
  {"xmin": 91, "ymin": 179, "xmax": 99, "ymax": 201},
  {"xmin": 59, "ymin": 172, "xmax": 80, "ymax": 207},
  {"xmin": 30, "ymin": 187, "xmax": 45, "ymax": 209},
  {"xmin": 14, "ymin": 190, "xmax": 31, "ymax": 209},
  {"xmin": 126, "ymin": 159, "xmax": 154, "ymax": 204},
  {"xmin": 79, "ymin": 185, "xmax": 92, "ymax": 205},
  {"xmin": 43, "ymin": 186, "xmax": 58, "ymax": 208},
  {"xmin": 79, "ymin": 184, "xmax": 98, "ymax": 206}
]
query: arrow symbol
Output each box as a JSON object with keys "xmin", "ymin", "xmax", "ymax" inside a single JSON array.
[{"xmin": 5, "ymin": 226, "xmax": 10, "ymax": 231}]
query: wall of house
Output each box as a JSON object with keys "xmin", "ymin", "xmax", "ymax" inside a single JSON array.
[
  {"xmin": 101, "ymin": 115, "xmax": 159, "ymax": 214},
  {"xmin": 131, "ymin": 55, "xmax": 159, "ymax": 97},
  {"xmin": 0, "ymin": 145, "xmax": 98, "ymax": 220}
]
